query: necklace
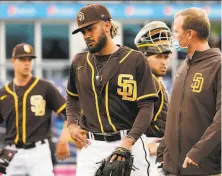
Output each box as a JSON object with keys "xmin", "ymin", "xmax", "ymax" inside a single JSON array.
[{"xmin": 93, "ymin": 53, "xmax": 113, "ymax": 84}]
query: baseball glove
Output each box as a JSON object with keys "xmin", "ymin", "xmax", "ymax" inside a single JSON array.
[
  {"xmin": 95, "ymin": 147, "xmax": 135, "ymax": 176},
  {"xmin": 0, "ymin": 148, "xmax": 17, "ymax": 174}
]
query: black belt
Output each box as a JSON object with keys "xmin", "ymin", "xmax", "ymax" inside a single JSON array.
[
  {"xmin": 10, "ymin": 140, "xmax": 46, "ymax": 149},
  {"xmin": 87, "ymin": 130, "xmax": 129, "ymax": 142}
]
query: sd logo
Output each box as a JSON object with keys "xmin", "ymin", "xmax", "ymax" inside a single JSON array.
[
  {"xmin": 117, "ymin": 74, "xmax": 137, "ymax": 101},
  {"xmin": 78, "ymin": 12, "xmax": 84, "ymax": 21},
  {"xmin": 191, "ymin": 73, "xmax": 204, "ymax": 93}
]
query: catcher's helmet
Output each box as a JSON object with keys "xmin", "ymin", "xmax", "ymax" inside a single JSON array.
[{"xmin": 134, "ymin": 21, "xmax": 172, "ymax": 54}]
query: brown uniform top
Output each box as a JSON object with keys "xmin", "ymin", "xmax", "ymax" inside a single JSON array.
[
  {"xmin": 67, "ymin": 46, "xmax": 158, "ymax": 139},
  {"xmin": 145, "ymin": 75, "xmax": 169, "ymax": 138},
  {"xmin": 163, "ymin": 48, "xmax": 221, "ymax": 175},
  {"xmin": 0, "ymin": 76, "xmax": 66, "ymax": 144}
]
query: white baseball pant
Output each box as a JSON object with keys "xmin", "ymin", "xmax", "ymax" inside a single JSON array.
[
  {"xmin": 3, "ymin": 139, "xmax": 54, "ymax": 176},
  {"xmin": 76, "ymin": 133, "xmax": 150, "ymax": 176}
]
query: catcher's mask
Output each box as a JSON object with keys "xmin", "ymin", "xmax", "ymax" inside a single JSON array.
[{"xmin": 134, "ymin": 21, "xmax": 172, "ymax": 55}]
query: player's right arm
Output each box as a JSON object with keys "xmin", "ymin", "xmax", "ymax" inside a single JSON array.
[
  {"xmin": 66, "ymin": 58, "xmax": 80, "ymax": 125},
  {"xmin": 66, "ymin": 57, "xmax": 90, "ymax": 149}
]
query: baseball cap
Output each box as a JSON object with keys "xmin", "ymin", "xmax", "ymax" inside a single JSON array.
[
  {"xmin": 12, "ymin": 43, "xmax": 36, "ymax": 59},
  {"xmin": 72, "ymin": 4, "xmax": 112, "ymax": 34}
]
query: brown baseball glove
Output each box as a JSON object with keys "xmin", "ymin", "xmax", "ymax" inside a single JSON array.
[{"xmin": 95, "ymin": 147, "xmax": 135, "ymax": 176}]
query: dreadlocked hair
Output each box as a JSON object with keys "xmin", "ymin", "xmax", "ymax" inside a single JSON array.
[{"xmin": 110, "ymin": 19, "xmax": 119, "ymax": 39}]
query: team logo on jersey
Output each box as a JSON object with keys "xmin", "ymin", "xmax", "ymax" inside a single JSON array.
[
  {"xmin": 117, "ymin": 74, "xmax": 137, "ymax": 101},
  {"xmin": 191, "ymin": 73, "xmax": 204, "ymax": 93},
  {"xmin": 78, "ymin": 11, "xmax": 84, "ymax": 21},
  {"xmin": 30, "ymin": 95, "xmax": 46, "ymax": 116}
]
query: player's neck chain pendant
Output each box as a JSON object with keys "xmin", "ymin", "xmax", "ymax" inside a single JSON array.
[
  {"xmin": 93, "ymin": 53, "xmax": 113, "ymax": 85},
  {"xmin": 96, "ymin": 75, "xmax": 102, "ymax": 84}
]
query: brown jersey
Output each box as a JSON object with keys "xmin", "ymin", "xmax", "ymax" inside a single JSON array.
[
  {"xmin": 145, "ymin": 75, "xmax": 169, "ymax": 137},
  {"xmin": 67, "ymin": 46, "xmax": 158, "ymax": 133},
  {"xmin": 0, "ymin": 76, "xmax": 66, "ymax": 144}
]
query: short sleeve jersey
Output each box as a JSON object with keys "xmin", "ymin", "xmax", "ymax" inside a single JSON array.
[
  {"xmin": 67, "ymin": 46, "xmax": 158, "ymax": 133},
  {"xmin": 0, "ymin": 77, "xmax": 66, "ymax": 144}
]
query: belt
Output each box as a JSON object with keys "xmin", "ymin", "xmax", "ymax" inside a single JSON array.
[
  {"xmin": 87, "ymin": 130, "xmax": 129, "ymax": 142},
  {"xmin": 10, "ymin": 139, "xmax": 46, "ymax": 149}
]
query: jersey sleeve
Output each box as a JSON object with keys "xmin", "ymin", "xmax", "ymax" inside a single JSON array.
[
  {"xmin": 46, "ymin": 82, "xmax": 66, "ymax": 114},
  {"xmin": 66, "ymin": 61, "xmax": 79, "ymax": 97},
  {"xmin": 136, "ymin": 53, "xmax": 158, "ymax": 101}
]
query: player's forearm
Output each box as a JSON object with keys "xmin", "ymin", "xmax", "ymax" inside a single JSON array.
[
  {"xmin": 128, "ymin": 100, "xmax": 154, "ymax": 142},
  {"xmin": 59, "ymin": 120, "xmax": 70, "ymax": 143},
  {"xmin": 66, "ymin": 94, "xmax": 81, "ymax": 126}
]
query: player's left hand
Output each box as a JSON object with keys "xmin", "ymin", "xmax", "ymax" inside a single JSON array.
[
  {"xmin": 110, "ymin": 136, "xmax": 134, "ymax": 163},
  {"xmin": 56, "ymin": 141, "xmax": 70, "ymax": 160},
  {"xmin": 182, "ymin": 157, "xmax": 199, "ymax": 168}
]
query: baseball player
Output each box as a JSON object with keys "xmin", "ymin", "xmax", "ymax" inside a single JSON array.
[
  {"xmin": 66, "ymin": 4, "xmax": 158, "ymax": 176},
  {"xmin": 134, "ymin": 21, "xmax": 172, "ymax": 176},
  {"xmin": 0, "ymin": 43, "xmax": 68, "ymax": 176}
]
